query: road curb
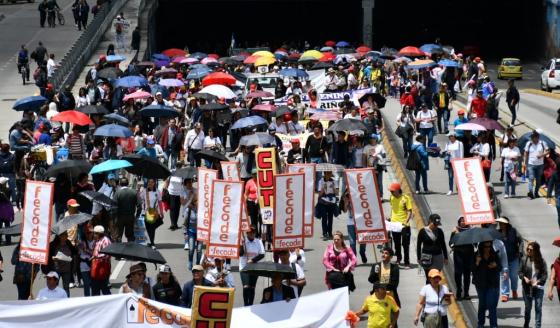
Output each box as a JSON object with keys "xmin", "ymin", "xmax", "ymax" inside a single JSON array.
[
  {"xmin": 521, "ymin": 88, "xmax": 560, "ymax": 100},
  {"xmin": 381, "ymin": 127, "xmax": 469, "ymax": 328}
]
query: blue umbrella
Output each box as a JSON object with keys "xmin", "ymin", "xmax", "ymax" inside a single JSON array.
[
  {"xmin": 438, "ymin": 59, "xmax": 460, "ymax": 68},
  {"xmin": 152, "ymin": 53, "xmax": 170, "ymax": 61},
  {"xmin": 279, "ymin": 68, "xmax": 309, "ymax": 79},
  {"xmin": 420, "ymin": 44, "xmax": 443, "ymax": 54},
  {"xmin": 190, "ymin": 52, "xmax": 208, "ymax": 60},
  {"xmin": 139, "ymin": 104, "xmax": 180, "ymax": 118},
  {"xmin": 12, "ymin": 95, "xmax": 48, "ymax": 112},
  {"xmin": 106, "ymin": 55, "xmax": 126, "ymax": 63},
  {"xmin": 518, "ymin": 132, "xmax": 556, "ymax": 153},
  {"xmin": 154, "ymin": 59, "xmax": 171, "ymax": 68},
  {"xmin": 149, "ymin": 84, "xmax": 170, "ymax": 98},
  {"xmin": 190, "ymin": 64, "xmax": 210, "ymax": 70},
  {"xmin": 231, "ymin": 115, "xmax": 268, "ymax": 130},
  {"xmin": 365, "ymin": 51, "xmax": 382, "ymax": 59},
  {"xmin": 336, "ymin": 41, "xmax": 350, "ymax": 47},
  {"xmin": 90, "ymin": 159, "xmax": 132, "ymax": 174},
  {"xmin": 187, "ymin": 68, "xmax": 211, "ymax": 79},
  {"xmin": 94, "ymin": 124, "xmax": 133, "ymax": 138},
  {"xmin": 114, "ymin": 76, "xmax": 149, "ymax": 88},
  {"xmin": 104, "ymin": 113, "xmax": 130, "ymax": 125}
]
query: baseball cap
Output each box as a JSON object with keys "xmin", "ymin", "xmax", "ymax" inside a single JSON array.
[
  {"xmin": 192, "ymin": 265, "xmax": 204, "ymax": 272},
  {"xmin": 67, "ymin": 199, "xmax": 80, "ymax": 207},
  {"xmin": 46, "ymin": 271, "xmax": 59, "ymax": 279},
  {"xmin": 93, "ymin": 225, "xmax": 105, "ymax": 234},
  {"xmin": 156, "ymin": 91, "xmax": 163, "ymax": 96},
  {"xmin": 428, "ymin": 269, "xmax": 442, "ymax": 279},
  {"xmin": 159, "ymin": 264, "xmax": 172, "ymax": 273},
  {"xmin": 388, "ymin": 182, "xmax": 401, "ymax": 192},
  {"xmin": 457, "ymin": 109, "xmax": 465, "ymax": 115}
]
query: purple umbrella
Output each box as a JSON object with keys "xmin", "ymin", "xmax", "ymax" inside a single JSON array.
[
  {"xmin": 158, "ymin": 78, "xmax": 184, "ymax": 87},
  {"xmin": 154, "ymin": 59, "xmax": 170, "ymax": 68},
  {"xmin": 468, "ymin": 118, "xmax": 504, "ymax": 131}
]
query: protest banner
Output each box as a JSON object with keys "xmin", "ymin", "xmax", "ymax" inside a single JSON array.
[
  {"xmin": 197, "ymin": 168, "xmax": 218, "ymax": 242},
  {"xmin": 221, "ymin": 161, "xmax": 240, "ymax": 181},
  {"xmin": 19, "ymin": 180, "xmax": 54, "ymax": 264},
  {"xmin": 273, "ymin": 173, "xmax": 305, "ymax": 250},
  {"xmin": 452, "ymin": 157, "xmax": 495, "ymax": 225},
  {"xmin": 191, "ymin": 286, "xmax": 234, "ymax": 328},
  {"xmin": 345, "ymin": 169, "xmax": 388, "ymax": 243},
  {"xmin": 287, "ymin": 163, "xmax": 316, "ymax": 237},
  {"xmin": 255, "ymin": 147, "xmax": 276, "ymax": 224},
  {"xmin": 241, "ymin": 200, "xmax": 250, "ymax": 232},
  {"xmin": 207, "ymin": 180, "xmax": 243, "ymax": 259}
]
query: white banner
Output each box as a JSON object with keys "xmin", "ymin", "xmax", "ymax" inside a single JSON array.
[
  {"xmin": 273, "ymin": 173, "xmax": 305, "ymax": 250},
  {"xmin": 197, "ymin": 168, "xmax": 218, "ymax": 242},
  {"xmin": 287, "ymin": 164, "xmax": 316, "ymax": 237},
  {"xmin": 207, "ymin": 180, "xmax": 243, "ymax": 258},
  {"xmin": 0, "ymin": 288, "xmax": 349, "ymax": 328},
  {"xmin": 452, "ymin": 158, "xmax": 495, "ymax": 225},
  {"xmin": 345, "ymin": 169, "xmax": 388, "ymax": 243},
  {"xmin": 221, "ymin": 161, "xmax": 240, "ymax": 181},
  {"xmin": 19, "ymin": 180, "xmax": 54, "ymax": 265}
]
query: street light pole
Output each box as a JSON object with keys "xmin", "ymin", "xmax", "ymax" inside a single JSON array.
[{"xmin": 362, "ymin": 0, "xmax": 375, "ymax": 47}]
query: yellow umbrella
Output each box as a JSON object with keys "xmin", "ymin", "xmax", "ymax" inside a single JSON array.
[
  {"xmin": 302, "ymin": 50, "xmax": 324, "ymax": 59},
  {"xmin": 252, "ymin": 50, "xmax": 275, "ymax": 58},
  {"xmin": 254, "ymin": 56, "xmax": 276, "ymax": 66}
]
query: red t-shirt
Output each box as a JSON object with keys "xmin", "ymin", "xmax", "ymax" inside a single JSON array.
[{"xmin": 471, "ymin": 97, "xmax": 487, "ymax": 118}]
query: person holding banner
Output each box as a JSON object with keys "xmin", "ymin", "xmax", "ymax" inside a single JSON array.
[
  {"xmin": 389, "ymin": 183, "xmax": 413, "ymax": 269},
  {"xmin": 11, "ymin": 245, "xmax": 40, "ymax": 300},
  {"xmin": 239, "ymin": 225, "xmax": 265, "ymax": 306},
  {"xmin": 364, "ymin": 134, "xmax": 387, "ymax": 198}
]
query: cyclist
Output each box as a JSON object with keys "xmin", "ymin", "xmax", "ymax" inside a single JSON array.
[
  {"xmin": 17, "ymin": 45, "xmax": 30, "ymax": 82},
  {"xmin": 46, "ymin": 0, "xmax": 60, "ymax": 28}
]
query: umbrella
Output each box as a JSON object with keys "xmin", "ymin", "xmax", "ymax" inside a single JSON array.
[
  {"xmin": 152, "ymin": 54, "xmax": 170, "ymax": 61},
  {"xmin": 173, "ymin": 166, "xmax": 196, "ymax": 180},
  {"xmin": 553, "ymin": 237, "xmax": 560, "ymax": 248},
  {"xmin": 468, "ymin": 118, "xmax": 504, "ymax": 131},
  {"xmin": 100, "ymin": 242, "xmax": 166, "ymax": 264},
  {"xmin": 380, "ymin": 48, "xmax": 398, "ymax": 59},
  {"xmin": 90, "ymin": 159, "xmax": 132, "ymax": 174},
  {"xmin": 202, "ymin": 72, "xmax": 236, "ymax": 86},
  {"xmin": 232, "ymin": 108, "xmax": 250, "ymax": 118},
  {"xmin": 254, "ymin": 56, "xmax": 276, "ymax": 67},
  {"xmin": 201, "ymin": 57, "xmax": 218, "ymax": 65},
  {"xmin": 51, "ymin": 110, "xmax": 93, "ymax": 126},
  {"xmin": 94, "ymin": 124, "xmax": 133, "ymax": 137},
  {"xmin": 252, "ymin": 50, "xmax": 275, "ymax": 58},
  {"xmin": 154, "ymin": 68, "xmax": 178, "ymax": 77},
  {"xmin": 310, "ymin": 62, "xmax": 334, "ymax": 70},
  {"xmin": 279, "ymin": 68, "xmax": 309, "ymax": 79},
  {"xmin": 195, "ymin": 149, "xmax": 229, "ymax": 163},
  {"xmin": 78, "ymin": 104, "xmax": 109, "ymax": 115},
  {"xmin": 52, "ymin": 213, "xmax": 93, "ymax": 235},
  {"xmin": 0, "ymin": 223, "xmax": 21, "ymax": 236},
  {"xmin": 79, "ymin": 190, "xmax": 117, "ymax": 209},
  {"xmin": 187, "ymin": 68, "xmax": 211, "ymax": 79},
  {"xmin": 199, "ymin": 85, "xmax": 237, "ymax": 99},
  {"xmin": 365, "ymin": 51, "xmax": 382, "ymax": 59},
  {"xmin": 320, "ymin": 53, "xmax": 336, "ymax": 62},
  {"xmin": 334, "ymin": 54, "xmax": 356, "ymax": 64},
  {"xmin": 518, "ymin": 132, "xmax": 556, "ymax": 152},
  {"xmin": 393, "ymin": 57, "xmax": 412, "ymax": 64},
  {"xmin": 243, "ymin": 55, "xmax": 260, "ymax": 65},
  {"xmin": 298, "ymin": 56, "xmax": 318, "ymax": 64},
  {"xmin": 420, "ymin": 44, "xmax": 443, "ymax": 54},
  {"xmin": 231, "ymin": 115, "xmax": 268, "ymax": 129},
  {"xmin": 302, "ymin": 50, "xmax": 323, "ymax": 59},
  {"xmin": 189, "ymin": 52, "xmax": 208, "ymax": 60},
  {"xmin": 358, "ymin": 93, "xmax": 387, "ymax": 108},
  {"xmin": 104, "ymin": 113, "xmax": 130, "ymax": 126},
  {"xmin": 454, "ymin": 123, "xmax": 487, "ymax": 131},
  {"xmin": 315, "ymin": 163, "xmax": 345, "ymax": 172},
  {"xmin": 336, "ymin": 41, "xmax": 350, "ymax": 47},
  {"xmin": 139, "ymin": 104, "xmax": 180, "ymax": 118},
  {"xmin": 106, "ymin": 55, "xmax": 126, "ymax": 63},
  {"xmin": 162, "ymin": 48, "xmax": 186, "ymax": 57},
  {"xmin": 327, "ymin": 119, "xmax": 368, "ymax": 132},
  {"xmin": 310, "ymin": 111, "xmax": 342, "ymax": 121},
  {"xmin": 200, "ymin": 103, "xmax": 229, "ymax": 111},
  {"xmin": 114, "ymin": 76, "xmax": 149, "ymax": 88},
  {"xmin": 398, "ymin": 46, "xmax": 425, "ymax": 57},
  {"xmin": 179, "ymin": 57, "xmax": 199, "ymax": 65},
  {"xmin": 356, "ymin": 46, "xmax": 372, "ymax": 53},
  {"xmin": 246, "ymin": 91, "xmax": 274, "ymax": 98},
  {"xmin": 407, "ymin": 59, "xmax": 436, "ymax": 70},
  {"xmin": 97, "ymin": 67, "xmax": 123, "ymax": 80},
  {"xmin": 192, "ymin": 93, "xmax": 217, "ymax": 101},
  {"xmin": 335, "ymin": 48, "xmax": 355, "ymax": 55},
  {"xmin": 274, "ymin": 105, "xmax": 292, "ymax": 118},
  {"xmin": 172, "ymin": 56, "xmax": 188, "ymax": 63},
  {"xmin": 13, "ymin": 95, "xmax": 48, "ymax": 112},
  {"xmin": 320, "ymin": 46, "xmax": 334, "ymax": 52},
  {"xmin": 239, "ymin": 133, "xmax": 276, "ymax": 147},
  {"xmin": 149, "ymin": 85, "xmax": 170, "ymax": 98},
  {"xmin": 450, "ymin": 227, "xmax": 502, "ymax": 246},
  {"xmin": 122, "ymin": 154, "xmax": 171, "ymax": 179},
  {"xmin": 241, "ymin": 261, "xmax": 296, "ymax": 279},
  {"xmin": 252, "ymin": 104, "xmax": 275, "ymax": 112},
  {"xmin": 274, "ymin": 52, "xmax": 288, "ymax": 60},
  {"xmin": 154, "ymin": 59, "xmax": 171, "ymax": 68},
  {"xmin": 158, "ymin": 78, "xmax": 184, "ymax": 87},
  {"xmin": 438, "ymin": 59, "xmax": 460, "ymax": 68},
  {"xmin": 218, "ymin": 57, "xmax": 241, "ymax": 66},
  {"xmin": 325, "ymin": 40, "xmax": 336, "ymax": 47},
  {"xmin": 46, "ymin": 160, "xmax": 92, "ymax": 180},
  {"xmin": 123, "ymin": 90, "xmax": 151, "ymax": 101}
]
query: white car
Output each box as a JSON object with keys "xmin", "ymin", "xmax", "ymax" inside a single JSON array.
[
  {"xmin": 541, "ymin": 58, "xmax": 560, "ymax": 92},
  {"xmin": 244, "ymin": 73, "xmax": 283, "ymax": 100}
]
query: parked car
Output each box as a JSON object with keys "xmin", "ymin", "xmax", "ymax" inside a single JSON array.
[
  {"xmin": 497, "ymin": 58, "xmax": 522, "ymax": 79},
  {"xmin": 541, "ymin": 58, "xmax": 560, "ymax": 92}
]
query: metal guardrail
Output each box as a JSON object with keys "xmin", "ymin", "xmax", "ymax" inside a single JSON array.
[{"xmin": 50, "ymin": 0, "xmax": 126, "ymax": 90}]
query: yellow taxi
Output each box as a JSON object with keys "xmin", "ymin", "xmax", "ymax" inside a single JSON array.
[{"xmin": 498, "ymin": 58, "xmax": 522, "ymax": 79}]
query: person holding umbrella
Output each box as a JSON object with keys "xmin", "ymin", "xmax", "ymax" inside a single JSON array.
[
  {"xmin": 239, "ymin": 225, "xmax": 265, "ymax": 306},
  {"xmin": 91, "ymin": 225, "xmax": 111, "ymax": 295},
  {"xmin": 261, "ymin": 272, "xmax": 296, "ymax": 303},
  {"xmin": 449, "ymin": 217, "xmax": 474, "ymax": 300}
]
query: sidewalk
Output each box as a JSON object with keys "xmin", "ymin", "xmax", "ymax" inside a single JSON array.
[{"xmin": 382, "ymin": 97, "xmax": 558, "ymax": 327}]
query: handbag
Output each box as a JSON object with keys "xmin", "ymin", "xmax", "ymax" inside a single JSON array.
[
  {"xmin": 144, "ymin": 190, "xmax": 161, "ymax": 224},
  {"xmin": 90, "ymin": 258, "xmax": 110, "ymax": 280},
  {"xmin": 481, "ymin": 158, "xmax": 492, "ymax": 169},
  {"xmin": 327, "ymin": 271, "xmax": 346, "ymax": 287},
  {"xmin": 420, "ymin": 253, "xmax": 433, "ymax": 268},
  {"xmin": 395, "ymin": 126, "xmax": 403, "ymax": 138}
]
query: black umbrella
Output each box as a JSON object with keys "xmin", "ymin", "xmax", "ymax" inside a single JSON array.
[
  {"xmin": 52, "ymin": 213, "xmax": 93, "ymax": 235},
  {"xmin": 139, "ymin": 104, "xmax": 180, "ymax": 118},
  {"xmin": 100, "ymin": 242, "xmax": 167, "ymax": 264},
  {"xmin": 97, "ymin": 67, "xmax": 123, "ymax": 80},
  {"xmin": 358, "ymin": 93, "xmax": 387, "ymax": 109},
  {"xmin": 46, "ymin": 160, "xmax": 92, "ymax": 181},
  {"xmin": 79, "ymin": 190, "xmax": 117, "ymax": 209},
  {"xmin": 310, "ymin": 62, "xmax": 334, "ymax": 70},
  {"xmin": 173, "ymin": 166, "xmax": 196, "ymax": 180},
  {"xmin": 274, "ymin": 105, "xmax": 292, "ymax": 118},
  {"xmin": 192, "ymin": 92, "xmax": 218, "ymax": 101},
  {"xmin": 0, "ymin": 223, "xmax": 21, "ymax": 236},
  {"xmin": 194, "ymin": 149, "xmax": 229, "ymax": 163},
  {"xmin": 219, "ymin": 57, "xmax": 242, "ymax": 66},
  {"xmin": 122, "ymin": 154, "xmax": 171, "ymax": 179},
  {"xmin": 450, "ymin": 227, "xmax": 502, "ymax": 246},
  {"xmin": 78, "ymin": 105, "xmax": 109, "ymax": 115},
  {"xmin": 241, "ymin": 261, "xmax": 296, "ymax": 279},
  {"xmin": 200, "ymin": 103, "xmax": 229, "ymax": 111},
  {"xmin": 104, "ymin": 113, "xmax": 130, "ymax": 125},
  {"xmin": 327, "ymin": 119, "xmax": 368, "ymax": 132}
]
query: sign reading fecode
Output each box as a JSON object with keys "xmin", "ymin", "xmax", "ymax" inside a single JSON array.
[
  {"xmin": 207, "ymin": 180, "xmax": 243, "ymax": 258},
  {"xmin": 287, "ymin": 163, "xmax": 316, "ymax": 237},
  {"xmin": 273, "ymin": 173, "xmax": 305, "ymax": 250},
  {"xmin": 197, "ymin": 168, "xmax": 218, "ymax": 242},
  {"xmin": 221, "ymin": 161, "xmax": 240, "ymax": 181},
  {"xmin": 452, "ymin": 158, "xmax": 495, "ymax": 225}
]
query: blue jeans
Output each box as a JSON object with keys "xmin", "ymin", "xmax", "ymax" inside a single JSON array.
[
  {"xmin": 504, "ymin": 170, "xmax": 517, "ymax": 196},
  {"xmin": 187, "ymin": 235, "xmax": 202, "ymax": 270},
  {"xmin": 523, "ymin": 288, "xmax": 544, "ymax": 328},
  {"xmin": 476, "ymin": 286, "xmax": 499, "ymax": 328},
  {"xmin": 447, "ymin": 168, "xmax": 454, "ymax": 192},
  {"xmin": 166, "ymin": 149, "xmax": 178, "ymax": 170},
  {"xmin": 419, "ymin": 127, "xmax": 434, "ymax": 145},
  {"xmin": 0, "ymin": 173, "xmax": 16, "ymax": 203},
  {"xmin": 310, "ymin": 157, "xmax": 323, "ymax": 190},
  {"xmin": 347, "ymin": 223, "xmax": 366, "ymax": 259},
  {"xmin": 501, "ymin": 259, "xmax": 520, "ymax": 296},
  {"xmin": 401, "ymin": 134, "xmax": 413, "ymax": 157},
  {"xmin": 527, "ymin": 164, "xmax": 544, "ymax": 195},
  {"xmin": 415, "ymin": 169, "xmax": 428, "ymax": 192},
  {"xmin": 547, "ymin": 171, "xmax": 557, "ymax": 198},
  {"xmin": 81, "ymin": 270, "xmax": 92, "ymax": 297}
]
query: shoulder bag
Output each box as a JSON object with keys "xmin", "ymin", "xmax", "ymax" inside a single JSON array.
[{"xmin": 145, "ymin": 189, "xmax": 161, "ymax": 225}]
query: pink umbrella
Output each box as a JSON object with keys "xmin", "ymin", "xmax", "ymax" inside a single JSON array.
[
  {"xmin": 180, "ymin": 57, "xmax": 199, "ymax": 65},
  {"xmin": 252, "ymin": 104, "xmax": 276, "ymax": 112},
  {"xmin": 123, "ymin": 90, "xmax": 151, "ymax": 101},
  {"xmin": 454, "ymin": 122, "xmax": 487, "ymax": 131},
  {"xmin": 311, "ymin": 111, "xmax": 341, "ymax": 121},
  {"xmin": 201, "ymin": 57, "xmax": 218, "ymax": 64}
]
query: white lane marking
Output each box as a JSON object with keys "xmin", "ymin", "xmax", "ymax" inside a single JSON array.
[{"xmin": 110, "ymin": 259, "xmax": 127, "ymax": 281}]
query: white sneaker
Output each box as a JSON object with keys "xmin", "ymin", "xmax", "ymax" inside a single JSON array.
[
  {"xmin": 69, "ymin": 283, "xmax": 75, "ymax": 289},
  {"xmin": 504, "ymin": 194, "xmax": 509, "ymax": 199},
  {"xmin": 415, "ymin": 190, "xmax": 420, "ymax": 194},
  {"xmin": 446, "ymin": 191, "xmax": 453, "ymax": 196},
  {"xmin": 184, "ymin": 243, "xmax": 189, "ymax": 250}
]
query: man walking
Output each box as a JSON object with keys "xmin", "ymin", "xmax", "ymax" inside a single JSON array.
[
  {"xmin": 113, "ymin": 177, "xmax": 141, "ymax": 242},
  {"xmin": 34, "ymin": 42, "xmax": 48, "ymax": 67},
  {"xmin": 388, "ymin": 183, "xmax": 413, "ymax": 269},
  {"xmin": 524, "ymin": 131, "xmax": 549, "ymax": 199},
  {"xmin": 77, "ymin": 0, "xmax": 89, "ymax": 31},
  {"xmin": 506, "ymin": 79, "xmax": 520, "ymax": 125},
  {"xmin": 38, "ymin": 0, "xmax": 48, "ymax": 28}
]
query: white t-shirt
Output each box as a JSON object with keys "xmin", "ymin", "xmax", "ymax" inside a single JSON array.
[
  {"xmin": 419, "ymin": 284, "xmax": 449, "ymax": 315},
  {"xmin": 318, "ymin": 179, "xmax": 336, "ymax": 195},
  {"xmin": 36, "ymin": 287, "xmax": 68, "ymax": 300},
  {"xmin": 501, "ymin": 146, "xmax": 520, "ymax": 170},
  {"xmin": 282, "ymin": 262, "xmax": 305, "ymax": 298},
  {"xmin": 184, "ymin": 129, "xmax": 204, "ymax": 151},
  {"xmin": 203, "ymin": 136, "xmax": 222, "ymax": 149},
  {"xmin": 524, "ymin": 141, "xmax": 547, "ymax": 166},
  {"xmin": 444, "ymin": 140, "xmax": 463, "ymax": 160},
  {"xmin": 239, "ymin": 238, "xmax": 265, "ymax": 270},
  {"xmin": 167, "ymin": 176, "xmax": 183, "ymax": 196},
  {"xmin": 416, "ymin": 110, "xmax": 434, "ymax": 129},
  {"xmin": 47, "ymin": 58, "xmax": 56, "ymax": 77}
]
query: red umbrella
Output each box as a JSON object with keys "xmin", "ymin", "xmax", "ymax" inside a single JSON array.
[
  {"xmin": 243, "ymin": 55, "xmax": 259, "ymax": 64},
  {"xmin": 202, "ymin": 72, "xmax": 236, "ymax": 86},
  {"xmin": 252, "ymin": 104, "xmax": 276, "ymax": 112},
  {"xmin": 325, "ymin": 40, "xmax": 336, "ymax": 47},
  {"xmin": 246, "ymin": 91, "xmax": 274, "ymax": 98},
  {"xmin": 207, "ymin": 54, "xmax": 220, "ymax": 59},
  {"xmin": 51, "ymin": 110, "xmax": 93, "ymax": 126},
  {"xmin": 320, "ymin": 53, "xmax": 336, "ymax": 62},
  {"xmin": 553, "ymin": 237, "xmax": 560, "ymax": 248},
  {"xmin": 398, "ymin": 46, "xmax": 425, "ymax": 57},
  {"xmin": 356, "ymin": 46, "xmax": 372, "ymax": 53},
  {"xmin": 162, "ymin": 48, "xmax": 186, "ymax": 57},
  {"xmin": 288, "ymin": 53, "xmax": 301, "ymax": 59}
]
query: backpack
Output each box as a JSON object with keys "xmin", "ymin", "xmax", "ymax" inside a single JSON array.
[
  {"xmin": 406, "ymin": 148, "xmax": 422, "ymax": 171},
  {"xmin": 33, "ymin": 67, "xmax": 42, "ymax": 81},
  {"xmin": 0, "ymin": 153, "xmax": 14, "ymax": 174}
]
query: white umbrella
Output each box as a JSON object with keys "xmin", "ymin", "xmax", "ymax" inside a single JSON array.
[
  {"xmin": 158, "ymin": 78, "xmax": 184, "ymax": 87},
  {"xmin": 199, "ymin": 84, "xmax": 237, "ymax": 99},
  {"xmin": 455, "ymin": 122, "xmax": 487, "ymax": 131}
]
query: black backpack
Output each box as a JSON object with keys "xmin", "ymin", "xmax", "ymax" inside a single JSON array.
[
  {"xmin": 406, "ymin": 149, "xmax": 422, "ymax": 171},
  {"xmin": 0, "ymin": 153, "xmax": 15, "ymax": 174}
]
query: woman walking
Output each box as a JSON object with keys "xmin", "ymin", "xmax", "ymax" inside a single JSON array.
[
  {"xmin": 316, "ymin": 170, "xmax": 339, "ymax": 240},
  {"xmin": 322, "ymin": 231, "xmax": 356, "ymax": 290},
  {"xmin": 443, "ymin": 131, "xmax": 463, "ymax": 195},
  {"xmin": 519, "ymin": 241, "xmax": 547, "ymax": 328},
  {"xmin": 501, "ymin": 138, "xmax": 520, "ymax": 198},
  {"xmin": 413, "ymin": 269, "xmax": 452, "ymax": 328},
  {"xmin": 416, "ymin": 214, "xmax": 448, "ymax": 280},
  {"xmin": 396, "ymin": 105, "xmax": 415, "ymax": 157},
  {"xmin": 139, "ymin": 178, "xmax": 163, "ymax": 249},
  {"xmin": 473, "ymin": 241, "xmax": 502, "ymax": 328}
]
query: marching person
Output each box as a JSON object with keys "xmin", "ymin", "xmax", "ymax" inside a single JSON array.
[
  {"xmin": 90, "ymin": 225, "xmax": 111, "ymax": 296},
  {"xmin": 181, "ymin": 265, "xmax": 213, "ymax": 308},
  {"xmin": 388, "ymin": 182, "xmax": 412, "ymax": 269},
  {"xmin": 205, "ymin": 257, "xmax": 235, "ymax": 288},
  {"xmin": 443, "ymin": 131, "xmax": 463, "ymax": 196},
  {"xmin": 113, "ymin": 177, "xmax": 141, "ymax": 242},
  {"xmin": 413, "ymin": 269, "xmax": 452, "ymax": 328},
  {"xmin": 449, "ymin": 217, "xmax": 474, "ymax": 300},
  {"xmin": 278, "ymin": 249, "xmax": 306, "ymax": 297},
  {"xmin": 239, "ymin": 225, "xmax": 265, "ymax": 306},
  {"xmin": 519, "ymin": 241, "xmax": 547, "ymax": 328},
  {"xmin": 139, "ymin": 178, "xmax": 163, "ymax": 249},
  {"xmin": 34, "ymin": 272, "xmax": 68, "ymax": 300},
  {"xmin": 322, "ymin": 231, "xmax": 356, "ymax": 290},
  {"xmin": 417, "ymin": 214, "xmax": 448, "ymax": 280},
  {"xmin": 119, "ymin": 264, "xmax": 152, "ymax": 298},
  {"xmin": 261, "ymin": 272, "xmax": 295, "ymax": 304},
  {"xmin": 354, "ymin": 282, "xmax": 399, "ymax": 328},
  {"xmin": 473, "ymin": 241, "xmax": 502, "ymax": 328},
  {"xmin": 496, "ymin": 217, "xmax": 523, "ymax": 302},
  {"xmin": 524, "ymin": 130, "xmax": 549, "ymax": 199},
  {"xmin": 368, "ymin": 247, "xmax": 401, "ymax": 306},
  {"xmin": 152, "ymin": 264, "xmax": 182, "ymax": 306}
]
